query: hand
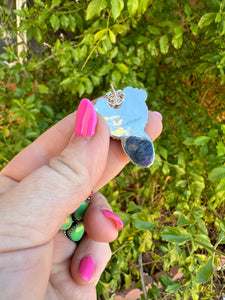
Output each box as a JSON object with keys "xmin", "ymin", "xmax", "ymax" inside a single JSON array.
[{"xmin": 0, "ymin": 98, "xmax": 162, "ymax": 299}]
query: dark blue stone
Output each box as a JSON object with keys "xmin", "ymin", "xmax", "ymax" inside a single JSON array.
[{"xmin": 122, "ymin": 136, "xmax": 155, "ymax": 168}]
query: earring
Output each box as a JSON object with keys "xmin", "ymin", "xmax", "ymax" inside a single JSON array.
[
  {"xmin": 60, "ymin": 193, "xmax": 92, "ymax": 242},
  {"xmin": 94, "ymin": 85, "xmax": 155, "ymax": 168}
]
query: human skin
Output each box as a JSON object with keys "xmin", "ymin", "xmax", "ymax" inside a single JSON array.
[{"xmin": 0, "ymin": 102, "xmax": 162, "ymax": 300}]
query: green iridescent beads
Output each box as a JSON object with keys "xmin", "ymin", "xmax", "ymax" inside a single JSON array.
[
  {"xmin": 73, "ymin": 200, "xmax": 89, "ymax": 220},
  {"xmin": 60, "ymin": 215, "xmax": 73, "ymax": 230},
  {"xmin": 67, "ymin": 222, "xmax": 85, "ymax": 242},
  {"xmin": 60, "ymin": 194, "xmax": 91, "ymax": 242}
]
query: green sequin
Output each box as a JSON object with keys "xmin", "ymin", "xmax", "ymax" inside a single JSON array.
[
  {"xmin": 73, "ymin": 201, "xmax": 89, "ymax": 221},
  {"xmin": 60, "ymin": 215, "xmax": 73, "ymax": 230},
  {"xmin": 67, "ymin": 223, "xmax": 85, "ymax": 242}
]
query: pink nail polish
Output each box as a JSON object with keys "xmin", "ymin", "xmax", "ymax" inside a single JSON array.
[
  {"xmin": 79, "ymin": 256, "xmax": 95, "ymax": 282},
  {"xmin": 75, "ymin": 98, "xmax": 97, "ymax": 137},
  {"xmin": 101, "ymin": 209, "xmax": 123, "ymax": 230},
  {"xmin": 152, "ymin": 111, "xmax": 163, "ymax": 121}
]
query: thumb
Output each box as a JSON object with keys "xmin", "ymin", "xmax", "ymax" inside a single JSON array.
[{"xmin": 0, "ymin": 99, "xmax": 110, "ymax": 251}]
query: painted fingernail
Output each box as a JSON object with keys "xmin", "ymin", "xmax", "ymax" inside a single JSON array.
[
  {"xmin": 75, "ymin": 98, "xmax": 97, "ymax": 137},
  {"xmin": 101, "ymin": 209, "xmax": 123, "ymax": 230},
  {"xmin": 152, "ymin": 111, "xmax": 163, "ymax": 121},
  {"xmin": 79, "ymin": 256, "xmax": 95, "ymax": 282}
]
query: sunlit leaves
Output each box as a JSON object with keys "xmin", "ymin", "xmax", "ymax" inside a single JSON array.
[
  {"xmin": 198, "ymin": 13, "xmax": 216, "ymax": 28},
  {"xmin": 172, "ymin": 26, "xmax": 183, "ymax": 49},
  {"xmin": 36, "ymin": 84, "xmax": 49, "ymax": 94},
  {"xmin": 86, "ymin": 0, "xmax": 107, "ymax": 20},
  {"xmin": 50, "ymin": 14, "xmax": 60, "ymax": 32},
  {"xmin": 159, "ymin": 35, "xmax": 169, "ymax": 54},
  {"xmin": 111, "ymin": 0, "xmax": 124, "ymax": 19},
  {"xmin": 127, "ymin": 0, "xmax": 138, "ymax": 16},
  {"xmin": 209, "ymin": 166, "xmax": 225, "ymax": 182},
  {"xmin": 161, "ymin": 227, "xmax": 191, "ymax": 245}
]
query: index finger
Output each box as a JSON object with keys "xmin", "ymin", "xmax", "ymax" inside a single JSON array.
[{"xmin": 1, "ymin": 112, "xmax": 75, "ymax": 181}]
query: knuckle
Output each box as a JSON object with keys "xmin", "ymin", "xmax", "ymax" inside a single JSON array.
[{"xmin": 48, "ymin": 155, "xmax": 91, "ymax": 192}]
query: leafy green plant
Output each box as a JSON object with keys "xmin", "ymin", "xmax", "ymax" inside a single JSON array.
[{"xmin": 1, "ymin": 0, "xmax": 225, "ymax": 299}]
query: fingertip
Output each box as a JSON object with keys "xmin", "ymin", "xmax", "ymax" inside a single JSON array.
[
  {"xmin": 152, "ymin": 111, "xmax": 163, "ymax": 121},
  {"xmin": 145, "ymin": 111, "xmax": 163, "ymax": 141},
  {"xmin": 84, "ymin": 206, "xmax": 119, "ymax": 242},
  {"xmin": 71, "ymin": 237, "xmax": 111, "ymax": 285}
]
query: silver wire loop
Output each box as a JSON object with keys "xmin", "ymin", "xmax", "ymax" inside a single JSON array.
[{"xmin": 104, "ymin": 84, "xmax": 125, "ymax": 109}]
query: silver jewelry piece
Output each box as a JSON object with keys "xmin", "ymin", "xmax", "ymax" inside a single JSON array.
[{"xmin": 95, "ymin": 85, "xmax": 155, "ymax": 168}]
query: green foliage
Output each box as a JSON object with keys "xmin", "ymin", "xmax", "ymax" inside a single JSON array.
[{"xmin": 1, "ymin": 0, "xmax": 225, "ymax": 298}]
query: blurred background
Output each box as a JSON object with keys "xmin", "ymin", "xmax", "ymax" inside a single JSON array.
[{"xmin": 0, "ymin": 0, "xmax": 225, "ymax": 299}]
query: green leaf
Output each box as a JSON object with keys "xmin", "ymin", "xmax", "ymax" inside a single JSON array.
[
  {"xmin": 183, "ymin": 137, "xmax": 194, "ymax": 146},
  {"xmin": 172, "ymin": 26, "xmax": 183, "ymax": 49},
  {"xmin": 34, "ymin": 0, "xmax": 45, "ymax": 7},
  {"xmin": 159, "ymin": 35, "xmax": 169, "ymax": 54},
  {"xmin": 98, "ymin": 64, "xmax": 113, "ymax": 76},
  {"xmin": 133, "ymin": 219, "xmax": 156, "ymax": 230},
  {"xmin": 194, "ymin": 136, "xmax": 210, "ymax": 146},
  {"xmin": 174, "ymin": 25, "xmax": 183, "ymax": 37},
  {"xmin": 216, "ymin": 141, "xmax": 225, "ymax": 156},
  {"xmin": 60, "ymin": 77, "xmax": 73, "ymax": 86},
  {"xmin": 25, "ymin": 131, "xmax": 39, "ymax": 138},
  {"xmin": 190, "ymin": 22, "xmax": 198, "ymax": 36},
  {"xmin": 86, "ymin": 0, "xmax": 107, "ymax": 20},
  {"xmin": 81, "ymin": 77, "xmax": 93, "ymax": 94},
  {"xmin": 68, "ymin": 14, "xmax": 76, "ymax": 32},
  {"xmin": 77, "ymin": 82, "xmax": 85, "ymax": 97},
  {"xmin": 194, "ymin": 234, "xmax": 213, "ymax": 248},
  {"xmin": 174, "ymin": 212, "xmax": 190, "ymax": 226},
  {"xmin": 111, "ymin": 69, "xmax": 121, "ymax": 82},
  {"xmin": 215, "ymin": 12, "xmax": 222, "ymax": 23},
  {"xmin": 148, "ymin": 25, "xmax": 160, "ymax": 35},
  {"xmin": 50, "ymin": 14, "xmax": 60, "ymax": 32},
  {"xmin": 218, "ymin": 219, "xmax": 225, "ymax": 233},
  {"xmin": 2, "ymin": 126, "xmax": 8, "ymax": 139},
  {"xmin": 158, "ymin": 146, "xmax": 168, "ymax": 160},
  {"xmin": 161, "ymin": 227, "xmax": 191, "ymax": 245},
  {"xmin": 61, "ymin": 15, "xmax": 69, "ymax": 29},
  {"xmin": 116, "ymin": 63, "xmax": 128, "ymax": 73},
  {"xmin": 109, "ymin": 29, "xmax": 116, "ymax": 43},
  {"xmin": 196, "ymin": 257, "xmax": 214, "ymax": 284},
  {"xmin": 94, "ymin": 29, "xmax": 107, "ymax": 41},
  {"xmin": 42, "ymin": 105, "xmax": 54, "ymax": 117},
  {"xmin": 13, "ymin": 9, "xmax": 26, "ymax": 18},
  {"xmin": 33, "ymin": 27, "xmax": 42, "ymax": 42},
  {"xmin": 166, "ymin": 282, "xmax": 181, "ymax": 293},
  {"xmin": 209, "ymin": 166, "xmax": 225, "ymax": 182},
  {"xmin": 147, "ymin": 40, "xmax": 158, "ymax": 56},
  {"xmin": 36, "ymin": 84, "xmax": 49, "ymax": 94},
  {"xmin": 111, "ymin": 0, "xmax": 124, "ymax": 20},
  {"xmin": 221, "ymin": 124, "xmax": 225, "ymax": 135},
  {"xmin": 112, "ymin": 24, "xmax": 127, "ymax": 34},
  {"xmin": 198, "ymin": 13, "xmax": 216, "ymax": 28},
  {"xmin": 51, "ymin": 0, "xmax": 61, "ymax": 8},
  {"xmin": 138, "ymin": 0, "xmax": 152, "ymax": 14},
  {"xmin": 162, "ymin": 163, "xmax": 170, "ymax": 175},
  {"xmin": 91, "ymin": 75, "xmax": 100, "ymax": 86},
  {"xmin": 216, "ymin": 177, "xmax": 225, "ymax": 192},
  {"xmin": 127, "ymin": 0, "xmax": 138, "ymax": 16}
]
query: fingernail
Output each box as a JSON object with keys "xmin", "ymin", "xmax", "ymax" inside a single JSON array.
[
  {"xmin": 75, "ymin": 98, "xmax": 97, "ymax": 137},
  {"xmin": 101, "ymin": 209, "xmax": 123, "ymax": 230},
  {"xmin": 152, "ymin": 111, "xmax": 163, "ymax": 121},
  {"xmin": 79, "ymin": 256, "xmax": 95, "ymax": 282}
]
